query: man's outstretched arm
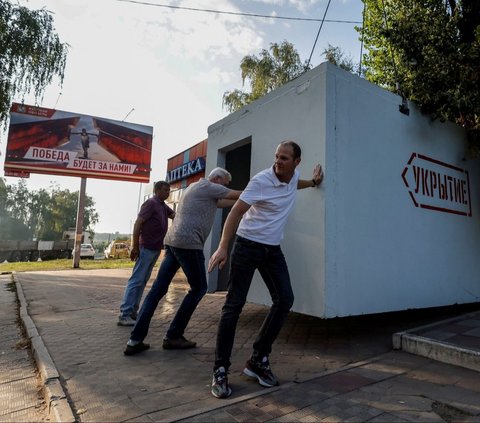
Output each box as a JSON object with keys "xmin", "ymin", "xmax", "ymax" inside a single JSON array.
[{"xmin": 217, "ymin": 189, "xmax": 242, "ymax": 208}]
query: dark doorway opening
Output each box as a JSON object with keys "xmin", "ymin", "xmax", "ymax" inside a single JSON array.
[{"xmin": 217, "ymin": 141, "xmax": 251, "ymax": 290}]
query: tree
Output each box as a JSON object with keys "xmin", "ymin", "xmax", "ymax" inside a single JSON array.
[
  {"xmin": 0, "ymin": 178, "xmax": 36, "ymax": 239},
  {"xmin": 0, "ymin": 178, "xmax": 7, "ymax": 218},
  {"xmin": 322, "ymin": 44, "xmax": 356, "ymax": 73},
  {"xmin": 0, "ymin": 178, "xmax": 30, "ymax": 239},
  {"xmin": 359, "ymin": 0, "xmax": 480, "ymax": 156},
  {"xmin": 0, "ymin": 0, "xmax": 68, "ymax": 126},
  {"xmin": 35, "ymin": 184, "xmax": 99, "ymax": 240},
  {"xmin": 0, "ymin": 179, "xmax": 99, "ymax": 241},
  {"xmin": 4, "ymin": 178, "xmax": 31, "ymax": 224},
  {"xmin": 223, "ymin": 41, "xmax": 311, "ymax": 113}
]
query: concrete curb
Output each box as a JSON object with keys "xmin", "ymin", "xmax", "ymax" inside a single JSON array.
[
  {"xmin": 14, "ymin": 273, "xmax": 76, "ymax": 423},
  {"xmin": 393, "ymin": 312, "xmax": 480, "ymax": 372}
]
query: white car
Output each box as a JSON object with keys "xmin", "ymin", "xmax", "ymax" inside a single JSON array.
[{"xmin": 80, "ymin": 243, "xmax": 96, "ymax": 259}]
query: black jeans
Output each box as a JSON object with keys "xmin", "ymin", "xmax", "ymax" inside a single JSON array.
[{"xmin": 214, "ymin": 236, "xmax": 294, "ymax": 370}]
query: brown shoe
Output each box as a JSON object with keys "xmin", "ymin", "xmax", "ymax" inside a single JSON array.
[{"xmin": 162, "ymin": 336, "xmax": 196, "ymax": 350}]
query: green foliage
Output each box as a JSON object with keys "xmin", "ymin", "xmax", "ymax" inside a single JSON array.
[
  {"xmin": 359, "ymin": 0, "xmax": 480, "ymax": 154},
  {"xmin": 0, "ymin": 0, "xmax": 68, "ymax": 126},
  {"xmin": 0, "ymin": 214, "xmax": 30, "ymax": 239},
  {"xmin": 322, "ymin": 44, "xmax": 356, "ymax": 73},
  {"xmin": 94, "ymin": 240, "xmax": 109, "ymax": 254},
  {"xmin": 0, "ymin": 178, "xmax": 30, "ymax": 239},
  {"xmin": 0, "ymin": 178, "xmax": 99, "ymax": 241},
  {"xmin": 223, "ymin": 41, "xmax": 311, "ymax": 113},
  {"xmin": 0, "ymin": 178, "xmax": 6, "ymax": 220}
]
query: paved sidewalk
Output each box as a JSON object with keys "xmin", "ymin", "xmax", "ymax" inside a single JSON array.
[
  {"xmin": 10, "ymin": 269, "xmax": 480, "ymax": 422},
  {"xmin": 0, "ymin": 274, "xmax": 47, "ymax": 422}
]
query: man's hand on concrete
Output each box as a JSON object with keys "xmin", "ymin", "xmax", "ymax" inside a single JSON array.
[{"xmin": 312, "ymin": 164, "xmax": 324, "ymax": 186}]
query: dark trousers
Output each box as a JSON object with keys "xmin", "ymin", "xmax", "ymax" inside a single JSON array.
[
  {"xmin": 130, "ymin": 245, "xmax": 207, "ymax": 342},
  {"xmin": 214, "ymin": 236, "xmax": 294, "ymax": 370}
]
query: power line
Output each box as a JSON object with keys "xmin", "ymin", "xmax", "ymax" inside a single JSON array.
[
  {"xmin": 305, "ymin": 0, "xmax": 333, "ymax": 70},
  {"xmin": 358, "ymin": 0, "xmax": 366, "ymax": 76},
  {"xmin": 115, "ymin": 0, "xmax": 361, "ymax": 24}
]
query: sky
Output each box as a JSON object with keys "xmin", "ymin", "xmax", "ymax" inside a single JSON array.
[{"xmin": 1, "ymin": 0, "xmax": 364, "ymax": 235}]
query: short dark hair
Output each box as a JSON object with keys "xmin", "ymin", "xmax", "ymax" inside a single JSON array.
[
  {"xmin": 154, "ymin": 181, "xmax": 170, "ymax": 191},
  {"xmin": 280, "ymin": 140, "xmax": 301, "ymax": 159}
]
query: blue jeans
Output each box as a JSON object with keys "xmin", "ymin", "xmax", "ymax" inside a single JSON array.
[
  {"xmin": 130, "ymin": 245, "xmax": 208, "ymax": 342},
  {"xmin": 215, "ymin": 236, "xmax": 294, "ymax": 370},
  {"xmin": 119, "ymin": 247, "xmax": 160, "ymax": 319}
]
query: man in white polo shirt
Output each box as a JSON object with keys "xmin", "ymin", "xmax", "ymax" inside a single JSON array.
[{"xmin": 208, "ymin": 140, "xmax": 324, "ymax": 399}]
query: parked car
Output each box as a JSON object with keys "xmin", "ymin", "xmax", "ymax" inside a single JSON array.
[
  {"xmin": 104, "ymin": 241, "xmax": 130, "ymax": 259},
  {"xmin": 80, "ymin": 243, "xmax": 96, "ymax": 259}
]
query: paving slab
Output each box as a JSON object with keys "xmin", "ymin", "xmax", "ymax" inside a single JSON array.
[
  {"xmin": 0, "ymin": 274, "xmax": 48, "ymax": 422},
  {"xmin": 11, "ymin": 269, "xmax": 480, "ymax": 422}
]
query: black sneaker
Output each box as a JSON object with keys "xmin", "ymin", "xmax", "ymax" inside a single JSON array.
[
  {"xmin": 162, "ymin": 336, "xmax": 196, "ymax": 350},
  {"xmin": 124, "ymin": 342, "xmax": 150, "ymax": 356},
  {"xmin": 243, "ymin": 356, "xmax": 279, "ymax": 387},
  {"xmin": 211, "ymin": 366, "xmax": 232, "ymax": 399}
]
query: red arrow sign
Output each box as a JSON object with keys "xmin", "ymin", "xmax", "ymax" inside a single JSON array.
[{"xmin": 402, "ymin": 153, "xmax": 472, "ymax": 217}]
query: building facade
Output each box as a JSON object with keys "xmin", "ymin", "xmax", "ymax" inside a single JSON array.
[{"xmin": 165, "ymin": 139, "xmax": 208, "ymax": 212}]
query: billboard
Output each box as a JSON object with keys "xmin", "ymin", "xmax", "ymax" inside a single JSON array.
[{"xmin": 4, "ymin": 103, "xmax": 153, "ymax": 183}]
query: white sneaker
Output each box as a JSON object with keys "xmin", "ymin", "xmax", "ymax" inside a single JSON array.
[{"xmin": 117, "ymin": 316, "xmax": 136, "ymax": 326}]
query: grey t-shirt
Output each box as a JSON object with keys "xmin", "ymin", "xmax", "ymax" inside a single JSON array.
[{"xmin": 164, "ymin": 178, "xmax": 231, "ymax": 250}]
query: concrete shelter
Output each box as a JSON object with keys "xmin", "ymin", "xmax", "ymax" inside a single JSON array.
[{"xmin": 205, "ymin": 62, "xmax": 480, "ymax": 318}]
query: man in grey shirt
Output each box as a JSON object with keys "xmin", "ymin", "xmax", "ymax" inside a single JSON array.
[{"xmin": 124, "ymin": 167, "xmax": 241, "ymax": 355}]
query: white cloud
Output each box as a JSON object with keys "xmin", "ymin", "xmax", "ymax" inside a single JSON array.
[
  {"xmin": 248, "ymin": 0, "xmax": 323, "ymax": 13},
  {"xmin": 134, "ymin": 0, "xmax": 264, "ymax": 64},
  {"xmin": 193, "ymin": 67, "xmax": 235, "ymax": 85},
  {"xmin": 249, "ymin": 0, "xmax": 285, "ymax": 6},
  {"xmin": 287, "ymin": 0, "xmax": 321, "ymax": 13}
]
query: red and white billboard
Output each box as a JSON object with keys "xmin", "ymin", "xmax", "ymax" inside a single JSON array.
[{"xmin": 4, "ymin": 103, "xmax": 153, "ymax": 183}]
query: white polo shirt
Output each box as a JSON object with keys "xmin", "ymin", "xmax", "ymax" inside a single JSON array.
[{"xmin": 237, "ymin": 166, "xmax": 300, "ymax": 246}]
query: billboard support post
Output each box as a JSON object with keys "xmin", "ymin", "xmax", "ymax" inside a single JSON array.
[
  {"xmin": 136, "ymin": 183, "xmax": 143, "ymax": 213},
  {"xmin": 73, "ymin": 177, "xmax": 87, "ymax": 268}
]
